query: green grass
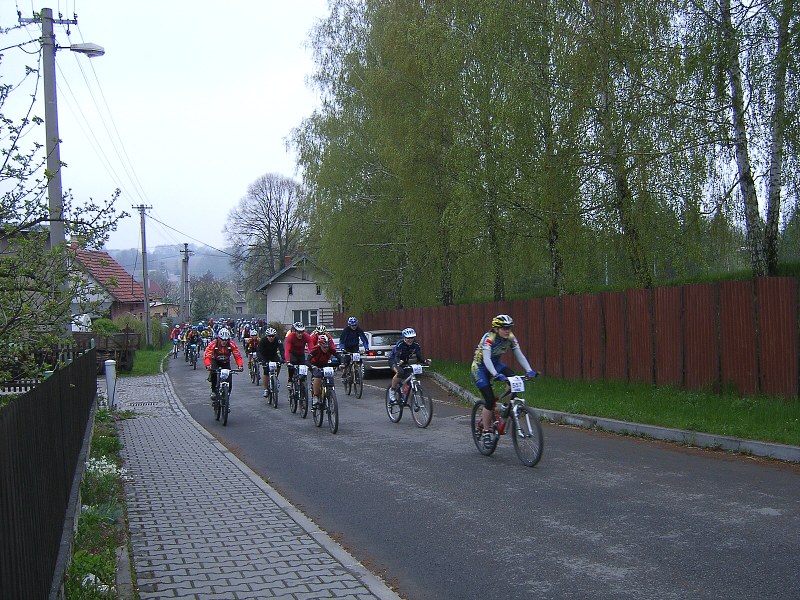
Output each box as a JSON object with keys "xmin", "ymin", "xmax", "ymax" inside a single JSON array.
[
  {"xmin": 122, "ymin": 344, "xmax": 172, "ymax": 377},
  {"xmin": 65, "ymin": 407, "xmax": 132, "ymax": 599},
  {"xmin": 430, "ymin": 360, "xmax": 800, "ymax": 447}
]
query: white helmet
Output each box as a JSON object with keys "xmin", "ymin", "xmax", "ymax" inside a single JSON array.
[{"xmin": 217, "ymin": 328, "xmax": 231, "ymax": 341}]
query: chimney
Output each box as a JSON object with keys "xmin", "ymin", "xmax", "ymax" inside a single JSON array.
[{"xmin": 284, "ymin": 255, "xmax": 293, "ymax": 268}]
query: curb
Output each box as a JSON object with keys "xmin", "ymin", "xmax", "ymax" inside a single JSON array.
[{"xmin": 429, "ymin": 372, "xmax": 800, "ymax": 463}]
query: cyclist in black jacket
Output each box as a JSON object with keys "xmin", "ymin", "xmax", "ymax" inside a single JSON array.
[
  {"xmin": 387, "ymin": 327, "xmax": 431, "ymax": 403},
  {"xmin": 256, "ymin": 327, "xmax": 284, "ymax": 398}
]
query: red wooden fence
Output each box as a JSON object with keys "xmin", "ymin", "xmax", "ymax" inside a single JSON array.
[{"xmin": 338, "ymin": 277, "xmax": 799, "ymax": 399}]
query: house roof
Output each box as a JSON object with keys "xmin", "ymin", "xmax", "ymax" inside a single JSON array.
[
  {"xmin": 255, "ymin": 253, "xmax": 330, "ymax": 292},
  {"xmin": 72, "ymin": 247, "xmax": 146, "ymax": 303}
]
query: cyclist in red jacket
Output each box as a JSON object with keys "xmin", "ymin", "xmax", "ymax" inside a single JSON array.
[
  {"xmin": 307, "ymin": 333, "xmax": 339, "ymax": 407},
  {"xmin": 284, "ymin": 322, "xmax": 310, "ymax": 386},
  {"xmin": 204, "ymin": 328, "xmax": 243, "ymax": 402}
]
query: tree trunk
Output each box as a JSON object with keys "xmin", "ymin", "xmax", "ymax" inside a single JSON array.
[
  {"xmin": 721, "ymin": 0, "xmax": 766, "ymax": 276},
  {"xmin": 764, "ymin": 0, "xmax": 793, "ymax": 275}
]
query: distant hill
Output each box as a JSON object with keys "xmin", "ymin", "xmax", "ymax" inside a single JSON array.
[{"xmin": 106, "ymin": 244, "xmax": 236, "ymax": 281}]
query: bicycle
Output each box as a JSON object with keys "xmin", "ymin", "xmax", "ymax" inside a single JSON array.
[
  {"xmin": 470, "ymin": 375, "xmax": 544, "ymax": 467},
  {"xmin": 188, "ymin": 343, "xmax": 199, "ymax": 370},
  {"xmin": 212, "ymin": 367, "xmax": 240, "ymax": 426},
  {"xmin": 288, "ymin": 364, "xmax": 309, "ymax": 418},
  {"xmin": 341, "ymin": 352, "xmax": 364, "ymax": 399},
  {"xmin": 249, "ymin": 352, "xmax": 260, "ymax": 385},
  {"xmin": 263, "ymin": 361, "xmax": 279, "ymax": 408},
  {"xmin": 385, "ymin": 363, "xmax": 433, "ymax": 428},
  {"xmin": 311, "ymin": 365, "xmax": 339, "ymax": 434}
]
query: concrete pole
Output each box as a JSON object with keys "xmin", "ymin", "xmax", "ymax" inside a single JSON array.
[
  {"xmin": 42, "ymin": 8, "xmax": 64, "ymax": 252},
  {"xmin": 136, "ymin": 205, "xmax": 152, "ymax": 346}
]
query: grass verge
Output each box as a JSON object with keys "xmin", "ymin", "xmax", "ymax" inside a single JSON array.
[
  {"xmin": 430, "ymin": 360, "xmax": 800, "ymax": 447},
  {"xmin": 122, "ymin": 343, "xmax": 171, "ymax": 377},
  {"xmin": 64, "ymin": 407, "xmax": 135, "ymax": 599}
]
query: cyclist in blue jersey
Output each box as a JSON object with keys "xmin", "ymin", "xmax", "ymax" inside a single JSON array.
[{"xmin": 470, "ymin": 314, "xmax": 538, "ymax": 444}]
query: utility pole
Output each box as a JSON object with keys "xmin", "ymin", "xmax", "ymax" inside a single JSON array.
[
  {"xmin": 180, "ymin": 244, "xmax": 193, "ymax": 323},
  {"xmin": 134, "ymin": 205, "xmax": 153, "ymax": 346}
]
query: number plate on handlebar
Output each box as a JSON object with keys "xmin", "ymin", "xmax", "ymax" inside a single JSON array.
[
  {"xmin": 268, "ymin": 361, "xmax": 277, "ymax": 372},
  {"xmin": 323, "ymin": 366, "xmax": 335, "ymax": 378},
  {"xmin": 298, "ymin": 364, "xmax": 308, "ymax": 376},
  {"xmin": 509, "ymin": 376, "xmax": 525, "ymax": 393},
  {"xmin": 411, "ymin": 363, "xmax": 423, "ymax": 375},
  {"xmin": 220, "ymin": 368, "xmax": 231, "ymax": 380},
  {"xmin": 352, "ymin": 352, "xmax": 361, "ymax": 361}
]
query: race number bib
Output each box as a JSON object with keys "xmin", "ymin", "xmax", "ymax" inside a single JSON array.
[{"xmin": 509, "ymin": 376, "xmax": 525, "ymax": 393}]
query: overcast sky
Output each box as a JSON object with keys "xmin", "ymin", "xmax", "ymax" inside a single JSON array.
[{"xmin": 2, "ymin": 0, "xmax": 329, "ymax": 252}]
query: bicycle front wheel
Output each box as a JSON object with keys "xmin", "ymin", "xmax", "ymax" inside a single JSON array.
[
  {"xmin": 270, "ymin": 374, "xmax": 278, "ymax": 409},
  {"xmin": 327, "ymin": 389, "xmax": 339, "ymax": 434},
  {"xmin": 214, "ymin": 393, "xmax": 221, "ymax": 421},
  {"xmin": 386, "ymin": 387, "xmax": 403, "ymax": 423},
  {"xmin": 221, "ymin": 387, "xmax": 230, "ymax": 426},
  {"xmin": 512, "ymin": 406, "xmax": 544, "ymax": 467},
  {"xmin": 354, "ymin": 365, "xmax": 363, "ymax": 399},
  {"xmin": 289, "ymin": 381, "xmax": 298, "ymax": 413},
  {"xmin": 410, "ymin": 384, "xmax": 433, "ymax": 428},
  {"xmin": 470, "ymin": 401, "xmax": 496, "ymax": 456},
  {"xmin": 313, "ymin": 394, "xmax": 324, "ymax": 427},
  {"xmin": 299, "ymin": 381, "xmax": 308, "ymax": 418}
]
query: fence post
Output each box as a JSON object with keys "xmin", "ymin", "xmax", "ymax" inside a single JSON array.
[{"xmin": 105, "ymin": 360, "xmax": 117, "ymax": 409}]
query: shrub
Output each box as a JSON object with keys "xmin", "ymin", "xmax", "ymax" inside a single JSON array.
[{"xmin": 90, "ymin": 319, "xmax": 119, "ymax": 334}]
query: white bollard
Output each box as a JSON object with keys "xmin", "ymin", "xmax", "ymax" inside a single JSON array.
[{"xmin": 105, "ymin": 360, "xmax": 117, "ymax": 410}]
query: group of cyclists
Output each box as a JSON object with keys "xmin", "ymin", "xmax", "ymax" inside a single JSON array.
[{"xmin": 192, "ymin": 312, "xmax": 538, "ymax": 442}]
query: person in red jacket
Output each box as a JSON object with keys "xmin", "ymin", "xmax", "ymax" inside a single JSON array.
[
  {"xmin": 204, "ymin": 328, "xmax": 243, "ymax": 402},
  {"xmin": 284, "ymin": 322, "xmax": 310, "ymax": 386},
  {"xmin": 307, "ymin": 332, "xmax": 339, "ymax": 407}
]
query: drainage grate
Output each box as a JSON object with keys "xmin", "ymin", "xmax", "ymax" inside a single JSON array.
[{"xmin": 129, "ymin": 401, "xmax": 162, "ymax": 407}]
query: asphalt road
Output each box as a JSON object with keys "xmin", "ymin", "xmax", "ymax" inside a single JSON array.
[{"xmin": 167, "ymin": 355, "xmax": 800, "ymax": 600}]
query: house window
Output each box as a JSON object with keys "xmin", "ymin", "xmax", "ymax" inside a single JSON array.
[
  {"xmin": 288, "ymin": 284, "xmax": 293, "ymax": 296},
  {"xmin": 316, "ymin": 285, "xmax": 321, "ymax": 295},
  {"xmin": 293, "ymin": 310, "xmax": 318, "ymax": 327}
]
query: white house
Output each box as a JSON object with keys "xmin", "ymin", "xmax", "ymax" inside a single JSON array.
[{"xmin": 255, "ymin": 254, "xmax": 340, "ymax": 330}]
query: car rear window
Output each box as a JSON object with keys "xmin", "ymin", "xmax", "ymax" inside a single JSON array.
[{"xmin": 372, "ymin": 333, "xmax": 402, "ymax": 346}]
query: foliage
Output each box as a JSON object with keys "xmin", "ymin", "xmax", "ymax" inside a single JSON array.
[
  {"xmin": 0, "ymin": 26, "xmax": 128, "ymax": 384},
  {"xmin": 190, "ymin": 271, "xmax": 234, "ymax": 322},
  {"xmin": 291, "ymin": 0, "xmax": 799, "ymax": 313},
  {"xmin": 64, "ymin": 407, "xmax": 130, "ymax": 598},
  {"xmin": 90, "ymin": 319, "xmax": 120, "ymax": 334}
]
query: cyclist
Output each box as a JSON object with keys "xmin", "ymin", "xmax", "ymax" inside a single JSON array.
[
  {"xmin": 307, "ymin": 333, "xmax": 339, "ymax": 407},
  {"xmin": 185, "ymin": 326, "xmax": 201, "ymax": 361},
  {"xmin": 284, "ymin": 322, "xmax": 311, "ymax": 387},
  {"xmin": 203, "ymin": 328, "xmax": 244, "ymax": 404},
  {"xmin": 257, "ymin": 327, "xmax": 284, "ymax": 398},
  {"xmin": 387, "ymin": 327, "xmax": 431, "ymax": 403},
  {"xmin": 470, "ymin": 314, "xmax": 538, "ymax": 444}
]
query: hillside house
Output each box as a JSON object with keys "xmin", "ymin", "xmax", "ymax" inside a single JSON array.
[{"xmin": 255, "ymin": 254, "xmax": 340, "ymax": 329}]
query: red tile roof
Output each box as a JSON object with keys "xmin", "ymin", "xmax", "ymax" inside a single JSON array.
[{"xmin": 73, "ymin": 248, "xmax": 146, "ymax": 303}]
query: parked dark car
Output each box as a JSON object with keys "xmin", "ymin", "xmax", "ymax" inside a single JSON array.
[{"xmin": 362, "ymin": 330, "xmax": 403, "ymax": 374}]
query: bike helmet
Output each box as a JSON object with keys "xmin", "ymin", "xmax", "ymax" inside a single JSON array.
[
  {"xmin": 401, "ymin": 327, "xmax": 416, "ymax": 338},
  {"xmin": 217, "ymin": 328, "xmax": 231, "ymax": 341},
  {"xmin": 318, "ymin": 334, "xmax": 330, "ymax": 347},
  {"xmin": 293, "ymin": 322, "xmax": 305, "ymax": 331},
  {"xmin": 347, "ymin": 316, "xmax": 358, "ymax": 326},
  {"xmin": 491, "ymin": 314, "xmax": 514, "ymax": 328},
  {"xmin": 265, "ymin": 327, "xmax": 277, "ymax": 336},
  {"xmin": 315, "ymin": 325, "xmax": 328, "ymax": 335}
]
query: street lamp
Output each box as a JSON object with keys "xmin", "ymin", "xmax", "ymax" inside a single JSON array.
[{"xmin": 40, "ymin": 8, "xmax": 104, "ymax": 250}]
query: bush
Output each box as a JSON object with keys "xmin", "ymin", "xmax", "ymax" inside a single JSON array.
[{"xmin": 90, "ymin": 319, "xmax": 119, "ymax": 334}]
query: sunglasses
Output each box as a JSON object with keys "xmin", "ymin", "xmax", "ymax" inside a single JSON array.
[{"xmin": 500, "ymin": 326, "xmax": 513, "ymax": 330}]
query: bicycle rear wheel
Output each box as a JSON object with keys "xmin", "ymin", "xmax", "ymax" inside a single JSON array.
[
  {"xmin": 270, "ymin": 374, "xmax": 278, "ymax": 408},
  {"xmin": 327, "ymin": 389, "xmax": 339, "ymax": 434},
  {"xmin": 344, "ymin": 366, "xmax": 353, "ymax": 395},
  {"xmin": 250, "ymin": 362, "xmax": 256, "ymax": 384},
  {"xmin": 299, "ymin": 380, "xmax": 308, "ymax": 418},
  {"xmin": 354, "ymin": 365, "xmax": 363, "ymax": 399},
  {"xmin": 512, "ymin": 406, "xmax": 544, "ymax": 467},
  {"xmin": 470, "ymin": 401, "xmax": 497, "ymax": 456},
  {"xmin": 385, "ymin": 387, "xmax": 403, "ymax": 423},
  {"xmin": 410, "ymin": 384, "xmax": 433, "ymax": 428},
  {"xmin": 221, "ymin": 387, "xmax": 230, "ymax": 426}
]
